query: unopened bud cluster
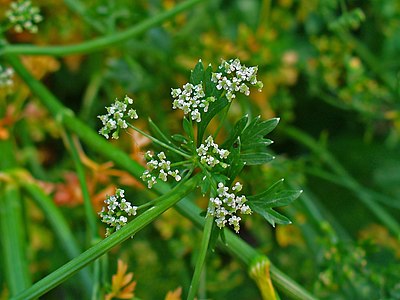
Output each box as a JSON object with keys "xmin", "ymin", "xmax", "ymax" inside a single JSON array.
[
  {"xmin": 0, "ymin": 66, "xmax": 14, "ymax": 88},
  {"xmin": 99, "ymin": 189, "xmax": 138, "ymax": 237},
  {"xmin": 171, "ymin": 82, "xmax": 216, "ymax": 123},
  {"xmin": 197, "ymin": 136, "xmax": 230, "ymax": 168},
  {"xmin": 207, "ymin": 182, "xmax": 252, "ymax": 233},
  {"xmin": 6, "ymin": 0, "xmax": 43, "ymax": 33},
  {"xmin": 98, "ymin": 95, "xmax": 138, "ymax": 139},
  {"xmin": 211, "ymin": 58, "xmax": 263, "ymax": 102},
  {"xmin": 141, "ymin": 151, "xmax": 181, "ymax": 188}
]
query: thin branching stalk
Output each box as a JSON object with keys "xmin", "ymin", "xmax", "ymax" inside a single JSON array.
[
  {"xmin": 0, "ymin": 0, "xmax": 203, "ymax": 57},
  {"xmin": 21, "ymin": 182, "xmax": 93, "ymax": 296},
  {"xmin": 11, "ymin": 175, "xmax": 201, "ymax": 300}
]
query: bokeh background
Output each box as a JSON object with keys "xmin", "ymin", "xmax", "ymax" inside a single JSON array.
[{"xmin": 1, "ymin": 0, "xmax": 400, "ymax": 299}]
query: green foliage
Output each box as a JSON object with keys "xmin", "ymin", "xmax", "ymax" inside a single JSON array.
[{"xmin": 1, "ymin": 0, "xmax": 400, "ymax": 299}]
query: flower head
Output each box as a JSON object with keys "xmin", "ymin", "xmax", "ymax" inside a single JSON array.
[
  {"xmin": 6, "ymin": 0, "xmax": 43, "ymax": 33},
  {"xmin": 207, "ymin": 182, "xmax": 252, "ymax": 233},
  {"xmin": 211, "ymin": 59, "xmax": 263, "ymax": 102},
  {"xmin": 141, "ymin": 151, "xmax": 181, "ymax": 188},
  {"xmin": 197, "ymin": 136, "xmax": 230, "ymax": 169},
  {"xmin": 98, "ymin": 95, "xmax": 138, "ymax": 139},
  {"xmin": 99, "ymin": 188, "xmax": 138, "ymax": 237},
  {"xmin": 0, "ymin": 66, "xmax": 14, "ymax": 88},
  {"xmin": 171, "ymin": 82, "xmax": 216, "ymax": 123}
]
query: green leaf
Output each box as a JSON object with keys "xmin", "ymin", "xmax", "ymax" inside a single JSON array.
[
  {"xmin": 250, "ymin": 190, "xmax": 303, "ymax": 208},
  {"xmin": 171, "ymin": 134, "xmax": 188, "ymax": 144},
  {"xmin": 222, "ymin": 114, "xmax": 249, "ymax": 149},
  {"xmin": 199, "ymin": 177, "xmax": 211, "ymax": 195},
  {"xmin": 240, "ymin": 152, "xmax": 275, "ymax": 165},
  {"xmin": 247, "ymin": 179, "xmax": 302, "ymax": 207},
  {"xmin": 249, "ymin": 202, "xmax": 292, "ymax": 227},
  {"xmin": 247, "ymin": 179, "xmax": 302, "ymax": 227},
  {"xmin": 183, "ymin": 117, "xmax": 194, "ymax": 141},
  {"xmin": 190, "ymin": 60, "xmax": 205, "ymax": 85},
  {"xmin": 241, "ymin": 117, "xmax": 280, "ymax": 148},
  {"xmin": 226, "ymin": 138, "xmax": 245, "ymax": 185}
]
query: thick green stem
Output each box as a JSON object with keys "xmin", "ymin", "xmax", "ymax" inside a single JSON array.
[
  {"xmin": 0, "ymin": 183, "xmax": 31, "ymax": 295},
  {"xmin": 0, "ymin": 0, "xmax": 203, "ymax": 57},
  {"xmin": 12, "ymin": 175, "xmax": 201, "ymax": 300},
  {"xmin": 0, "ymin": 136, "xmax": 31, "ymax": 295},
  {"xmin": 21, "ymin": 182, "xmax": 93, "ymax": 295},
  {"xmin": 187, "ymin": 215, "xmax": 214, "ymax": 300}
]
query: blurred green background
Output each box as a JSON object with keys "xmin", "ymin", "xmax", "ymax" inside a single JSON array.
[{"xmin": 1, "ymin": 0, "xmax": 400, "ymax": 299}]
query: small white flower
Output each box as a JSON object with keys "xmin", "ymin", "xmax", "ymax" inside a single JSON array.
[
  {"xmin": 6, "ymin": 0, "xmax": 43, "ymax": 34},
  {"xmin": 0, "ymin": 66, "xmax": 14, "ymax": 88},
  {"xmin": 211, "ymin": 59, "xmax": 263, "ymax": 102},
  {"xmin": 98, "ymin": 95, "xmax": 138, "ymax": 139},
  {"xmin": 142, "ymin": 152, "xmax": 180, "ymax": 188},
  {"xmin": 99, "ymin": 189, "xmax": 138, "ymax": 237},
  {"xmin": 207, "ymin": 181, "xmax": 251, "ymax": 233},
  {"xmin": 197, "ymin": 136, "xmax": 230, "ymax": 169}
]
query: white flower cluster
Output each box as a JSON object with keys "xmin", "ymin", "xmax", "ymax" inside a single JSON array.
[
  {"xmin": 171, "ymin": 83, "xmax": 216, "ymax": 123},
  {"xmin": 0, "ymin": 66, "xmax": 14, "ymax": 88},
  {"xmin": 211, "ymin": 58, "xmax": 264, "ymax": 102},
  {"xmin": 98, "ymin": 95, "xmax": 138, "ymax": 139},
  {"xmin": 99, "ymin": 189, "xmax": 138, "ymax": 237},
  {"xmin": 141, "ymin": 151, "xmax": 181, "ymax": 189},
  {"xmin": 6, "ymin": 0, "xmax": 43, "ymax": 33},
  {"xmin": 207, "ymin": 182, "xmax": 252, "ymax": 233},
  {"xmin": 197, "ymin": 136, "xmax": 230, "ymax": 168}
]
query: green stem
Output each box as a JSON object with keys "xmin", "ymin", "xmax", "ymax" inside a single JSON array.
[
  {"xmin": 64, "ymin": 132, "xmax": 98, "ymax": 241},
  {"xmin": 63, "ymin": 0, "xmax": 106, "ymax": 33},
  {"xmin": 64, "ymin": 132, "xmax": 100, "ymax": 300},
  {"xmin": 187, "ymin": 215, "xmax": 214, "ymax": 300},
  {"xmin": 128, "ymin": 123, "xmax": 191, "ymax": 158},
  {"xmin": 21, "ymin": 182, "xmax": 92, "ymax": 296},
  {"xmin": 338, "ymin": 31, "xmax": 397, "ymax": 95},
  {"xmin": 11, "ymin": 175, "xmax": 201, "ymax": 300},
  {"xmin": 282, "ymin": 125, "xmax": 400, "ymax": 239},
  {"xmin": 0, "ymin": 0, "xmax": 203, "ymax": 57},
  {"xmin": 0, "ymin": 183, "xmax": 31, "ymax": 295},
  {"xmin": 175, "ymin": 199, "xmax": 317, "ymax": 300},
  {"xmin": 0, "ymin": 133, "xmax": 30, "ymax": 295}
]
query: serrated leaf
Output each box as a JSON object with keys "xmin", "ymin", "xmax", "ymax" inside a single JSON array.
[
  {"xmin": 242, "ymin": 118, "xmax": 279, "ymax": 144},
  {"xmin": 240, "ymin": 140, "xmax": 273, "ymax": 151},
  {"xmin": 190, "ymin": 60, "xmax": 204, "ymax": 85},
  {"xmin": 249, "ymin": 190, "xmax": 303, "ymax": 208},
  {"xmin": 222, "ymin": 115, "xmax": 249, "ymax": 149},
  {"xmin": 226, "ymin": 138, "xmax": 245, "ymax": 185},
  {"xmin": 247, "ymin": 179, "xmax": 284, "ymax": 201},
  {"xmin": 249, "ymin": 203, "xmax": 292, "ymax": 227},
  {"xmin": 240, "ymin": 152, "xmax": 275, "ymax": 165},
  {"xmin": 199, "ymin": 178, "xmax": 210, "ymax": 195}
]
